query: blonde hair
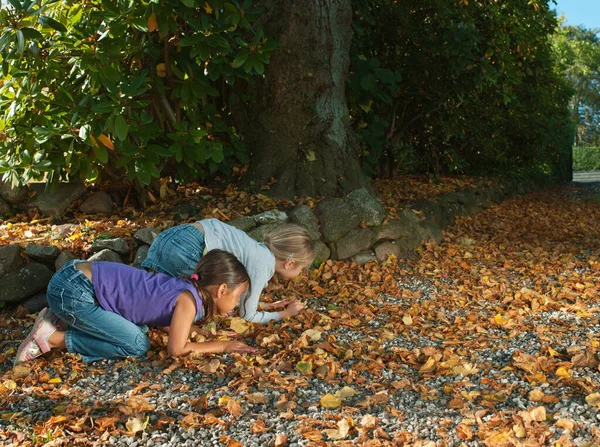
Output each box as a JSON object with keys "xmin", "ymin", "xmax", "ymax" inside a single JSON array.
[{"xmin": 263, "ymin": 224, "xmax": 315, "ymax": 265}]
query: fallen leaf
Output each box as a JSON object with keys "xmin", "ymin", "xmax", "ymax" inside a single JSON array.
[
  {"xmin": 456, "ymin": 423, "xmax": 473, "ymax": 440},
  {"xmin": 126, "ymin": 416, "xmax": 148, "ymax": 434},
  {"xmin": 529, "ymin": 406, "xmax": 546, "ymax": 422},
  {"xmin": 12, "ymin": 364, "xmax": 30, "ymax": 379},
  {"xmin": 528, "ymin": 389, "xmax": 545, "ymax": 402},
  {"xmin": 320, "ymin": 394, "xmax": 342, "ymax": 409},
  {"xmin": 229, "ymin": 317, "xmax": 251, "ymax": 335},
  {"xmin": 274, "ymin": 433, "xmax": 287, "ymax": 446},
  {"xmin": 585, "ymin": 393, "xmax": 600, "ymax": 408}
]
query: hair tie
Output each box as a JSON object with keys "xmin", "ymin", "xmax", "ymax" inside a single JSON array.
[
  {"xmin": 190, "ymin": 273, "xmax": 199, "ymax": 281},
  {"xmin": 286, "ymin": 252, "xmax": 294, "ymax": 262}
]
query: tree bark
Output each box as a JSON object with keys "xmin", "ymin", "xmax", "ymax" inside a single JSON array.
[{"xmin": 240, "ymin": 0, "xmax": 366, "ymax": 198}]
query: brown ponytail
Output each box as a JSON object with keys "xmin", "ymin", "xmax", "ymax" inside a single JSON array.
[{"xmin": 188, "ymin": 249, "xmax": 250, "ymax": 324}]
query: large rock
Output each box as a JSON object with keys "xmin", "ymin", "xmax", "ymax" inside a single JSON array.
[
  {"xmin": 344, "ymin": 188, "xmax": 385, "ymax": 227},
  {"xmin": 51, "ymin": 223, "xmax": 76, "ymax": 240},
  {"xmin": 411, "ymin": 200, "xmax": 445, "ymax": 229},
  {"xmin": 25, "ymin": 244, "xmax": 61, "ymax": 263},
  {"xmin": 0, "ymin": 244, "xmax": 25, "ymax": 277},
  {"xmin": 55, "ymin": 250, "xmax": 76, "ymax": 271},
  {"xmin": 133, "ymin": 228, "xmax": 160, "ymax": 246},
  {"xmin": 228, "ymin": 217, "xmax": 257, "ymax": 232},
  {"xmin": 91, "ymin": 237, "xmax": 129, "ymax": 255},
  {"xmin": 247, "ymin": 224, "xmax": 280, "ymax": 242},
  {"xmin": 372, "ymin": 210, "xmax": 422, "ymax": 251},
  {"xmin": 330, "ymin": 228, "xmax": 374, "ymax": 260},
  {"xmin": 312, "ymin": 241, "xmax": 331, "ymax": 267},
  {"xmin": 314, "ymin": 198, "xmax": 360, "ymax": 243},
  {"xmin": 87, "ymin": 249, "xmax": 123, "ymax": 263},
  {"xmin": 418, "ymin": 221, "xmax": 443, "ymax": 244},
  {"xmin": 289, "ymin": 205, "xmax": 321, "ymax": 240},
  {"xmin": 352, "ymin": 250, "xmax": 377, "ymax": 265},
  {"xmin": 254, "ymin": 210, "xmax": 288, "ymax": 225},
  {"xmin": 79, "ymin": 191, "xmax": 113, "ymax": 215},
  {"xmin": 28, "ymin": 182, "xmax": 87, "ymax": 219},
  {"xmin": 374, "ymin": 241, "xmax": 402, "ymax": 261},
  {"xmin": 21, "ymin": 291, "xmax": 48, "ymax": 313},
  {"xmin": 0, "ymin": 180, "xmax": 28, "ymax": 204},
  {"xmin": 0, "ymin": 262, "xmax": 54, "ymax": 303},
  {"xmin": 134, "ymin": 245, "xmax": 149, "ymax": 267}
]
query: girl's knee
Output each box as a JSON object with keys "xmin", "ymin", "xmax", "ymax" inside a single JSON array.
[{"xmin": 126, "ymin": 334, "xmax": 151, "ymax": 357}]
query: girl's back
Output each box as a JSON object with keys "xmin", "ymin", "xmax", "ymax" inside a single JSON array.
[{"xmin": 84, "ymin": 262, "xmax": 204, "ymax": 326}]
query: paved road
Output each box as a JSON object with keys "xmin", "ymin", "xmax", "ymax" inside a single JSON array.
[{"xmin": 573, "ymin": 170, "xmax": 600, "ymax": 182}]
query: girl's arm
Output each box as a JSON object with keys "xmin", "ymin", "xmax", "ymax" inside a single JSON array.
[{"xmin": 167, "ymin": 292, "xmax": 256, "ymax": 357}]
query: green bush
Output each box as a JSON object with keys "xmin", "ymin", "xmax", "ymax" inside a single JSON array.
[
  {"xmin": 349, "ymin": 0, "xmax": 574, "ymax": 181},
  {"xmin": 0, "ymin": 0, "xmax": 273, "ymax": 188},
  {"xmin": 573, "ymin": 147, "xmax": 600, "ymax": 171}
]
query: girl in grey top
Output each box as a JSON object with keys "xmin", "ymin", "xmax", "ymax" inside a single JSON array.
[{"xmin": 142, "ymin": 218, "xmax": 315, "ymax": 323}]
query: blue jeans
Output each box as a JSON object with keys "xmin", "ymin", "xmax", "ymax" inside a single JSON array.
[
  {"xmin": 141, "ymin": 223, "xmax": 206, "ymax": 277},
  {"xmin": 46, "ymin": 260, "xmax": 151, "ymax": 362}
]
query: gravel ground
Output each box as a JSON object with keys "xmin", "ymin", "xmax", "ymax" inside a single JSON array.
[{"xmin": 1, "ymin": 185, "xmax": 600, "ymax": 446}]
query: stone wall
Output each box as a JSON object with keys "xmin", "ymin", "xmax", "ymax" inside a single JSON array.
[{"xmin": 0, "ymin": 177, "xmax": 549, "ymax": 312}]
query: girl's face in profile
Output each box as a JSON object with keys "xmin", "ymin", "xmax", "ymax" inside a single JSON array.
[{"xmin": 214, "ymin": 281, "xmax": 249, "ymax": 315}]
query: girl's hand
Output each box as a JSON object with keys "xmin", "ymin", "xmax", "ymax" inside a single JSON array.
[
  {"xmin": 222, "ymin": 341, "xmax": 258, "ymax": 353},
  {"xmin": 279, "ymin": 300, "xmax": 305, "ymax": 318},
  {"xmin": 261, "ymin": 299, "xmax": 291, "ymax": 311}
]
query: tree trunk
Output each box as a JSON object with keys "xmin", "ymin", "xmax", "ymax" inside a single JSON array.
[{"xmin": 240, "ymin": 0, "xmax": 366, "ymax": 198}]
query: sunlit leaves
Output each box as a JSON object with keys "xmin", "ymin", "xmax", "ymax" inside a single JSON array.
[{"xmin": 0, "ymin": 0, "xmax": 271, "ymax": 189}]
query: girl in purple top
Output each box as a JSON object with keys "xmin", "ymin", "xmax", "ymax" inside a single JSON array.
[{"xmin": 15, "ymin": 250, "xmax": 257, "ymax": 364}]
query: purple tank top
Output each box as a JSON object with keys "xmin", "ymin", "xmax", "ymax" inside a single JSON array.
[{"xmin": 92, "ymin": 262, "xmax": 204, "ymax": 326}]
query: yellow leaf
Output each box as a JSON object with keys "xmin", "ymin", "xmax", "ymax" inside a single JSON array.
[
  {"xmin": 323, "ymin": 418, "xmax": 351, "ymax": 440},
  {"xmin": 555, "ymin": 419, "xmax": 576, "ymax": 430},
  {"xmin": 204, "ymin": 2, "xmax": 212, "ymax": 14},
  {"xmin": 48, "ymin": 377, "xmax": 62, "ymax": 384},
  {"xmin": 3, "ymin": 380, "xmax": 17, "ymax": 390},
  {"xmin": 402, "ymin": 314, "xmax": 413, "ymax": 325},
  {"xmin": 547, "ymin": 346, "xmax": 562, "ymax": 357},
  {"xmin": 529, "ymin": 406, "xmax": 546, "ymax": 422},
  {"xmin": 419, "ymin": 357, "xmax": 437, "ymax": 373},
  {"xmin": 97, "ymin": 133, "xmax": 114, "ymax": 150},
  {"xmin": 528, "ymin": 389, "xmax": 544, "ymax": 402},
  {"xmin": 336, "ymin": 386, "xmax": 358, "ymax": 399},
  {"xmin": 229, "ymin": 317, "xmax": 250, "ymax": 335},
  {"xmin": 320, "ymin": 393, "xmax": 342, "ymax": 409},
  {"xmin": 585, "ymin": 393, "xmax": 600, "ymax": 408},
  {"xmin": 218, "ymin": 396, "xmax": 232, "ymax": 407},
  {"xmin": 126, "ymin": 416, "xmax": 148, "ymax": 434},
  {"xmin": 493, "ymin": 313, "xmax": 508, "ymax": 326},
  {"xmin": 555, "ymin": 367, "xmax": 571, "ymax": 378},
  {"xmin": 89, "ymin": 134, "xmax": 99, "ymax": 148},
  {"xmin": 512, "ymin": 423, "xmax": 526, "ymax": 438},
  {"xmin": 148, "ymin": 13, "xmax": 158, "ymax": 32},
  {"xmin": 156, "ymin": 63, "xmax": 167, "ymax": 78},
  {"xmin": 301, "ymin": 329, "xmax": 322, "ymax": 342}
]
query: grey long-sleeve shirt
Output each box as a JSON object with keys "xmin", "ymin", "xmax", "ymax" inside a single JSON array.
[{"xmin": 200, "ymin": 219, "xmax": 279, "ymax": 323}]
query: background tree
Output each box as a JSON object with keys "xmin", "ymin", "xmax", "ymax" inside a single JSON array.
[
  {"xmin": 236, "ymin": 0, "xmax": 366, "ymax": 198},
  {"xmin": 553, "ymin": 24, "xmax": 600, "ymax": 147}
]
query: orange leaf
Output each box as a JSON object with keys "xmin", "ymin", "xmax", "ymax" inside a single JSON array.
[
  {"xmin": 97, "ymin": 133, "xmax": 114, "ymax": 150},
  {"xmin": 148, "ymin": 13, "xmax": 158, "ymax": 32}
]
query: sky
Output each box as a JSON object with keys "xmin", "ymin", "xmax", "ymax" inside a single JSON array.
[{"xmin": 553, "ymin": 0, "xmax": 600, "ymax": 30}]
